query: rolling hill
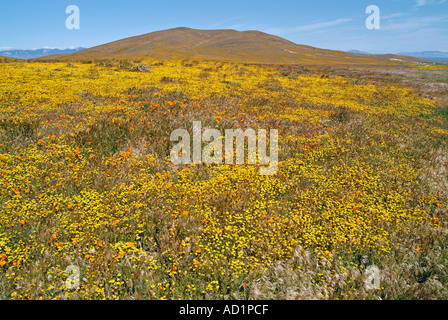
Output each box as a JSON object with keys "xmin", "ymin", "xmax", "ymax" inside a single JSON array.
[{"xmin": 36, "ymin": 27, "xmax": 427, "ymax": 65}]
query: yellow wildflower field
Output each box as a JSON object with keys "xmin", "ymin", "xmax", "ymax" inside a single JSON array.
[{"xmin": 0, "ymin": 59, "xmax": 447, "ymax": 299}]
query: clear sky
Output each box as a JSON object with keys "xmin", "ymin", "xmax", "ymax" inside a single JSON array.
[{"xmin": 1, "ymin": 0, "xmax": 447, "ymax": 53}]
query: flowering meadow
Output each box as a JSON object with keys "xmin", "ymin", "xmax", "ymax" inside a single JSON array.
[{"xmin": 0, "ymin": 59, "xmax": 447, "ymax": 299}]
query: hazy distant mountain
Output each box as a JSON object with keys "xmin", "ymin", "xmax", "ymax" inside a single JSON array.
[
  {"xmin": 397, "ymin": 51, "xmax": 448, "ymax": 63},
  {"xmin": 0, "ymin": 48, "xmax": 86, "ymax": 59},
  {"xmin": 347, "ymin": 50, "xmax": 448, "ymax": 63},
  {"xmin": 347, "ymin": 50, "xmax": 372, "ymax": 55}
]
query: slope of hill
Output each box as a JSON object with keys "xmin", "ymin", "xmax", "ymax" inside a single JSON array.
[
  {"xmin": 0, "ymin": 56, "xmax": 19, "ymax": 63},
  {"xmin": 35, "ymin": 27, "xmax": 426, "ymax": 65},
  {"xmin": 0, "ymin": 48, "xmax": 85, "ymax": 60}
]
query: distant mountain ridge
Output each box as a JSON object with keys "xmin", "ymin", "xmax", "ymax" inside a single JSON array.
[
  {"xmin": 0, "ymin": 48, "xmax": 86, "ymax": 59},
  {"xmin": 398, "ymin": 51, "xmax": 448, "ymax": 58},
  {"xmin": 347, "ymin": 50, "xmax": 371, "ymax": 55},
  {"xmin": 397, "ymin": 51, "xmax": 448, "ymax": 63},
  {"xmin": 347, "ymin": 50, "xmax": 448, "ymax": 63}
]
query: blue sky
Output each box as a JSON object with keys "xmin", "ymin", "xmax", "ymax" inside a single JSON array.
[{"xmin": 0, "ymin": 0, "xmax": 447, "ymax": 53}]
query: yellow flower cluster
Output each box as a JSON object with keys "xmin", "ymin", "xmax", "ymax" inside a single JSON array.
[{"xmin": 0, "ymin": 60, "xmax": 445, "ymax": 299}]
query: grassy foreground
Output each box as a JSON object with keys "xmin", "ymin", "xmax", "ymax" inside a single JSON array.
[{"xmin": 0, "ymin": 59, "xmax": 447, "ymax": 299}]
